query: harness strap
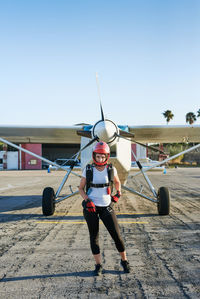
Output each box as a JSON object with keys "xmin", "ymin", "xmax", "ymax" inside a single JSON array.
[
  {"xmin": 90, "ymin": 183, "xmax": 110, "ymax": 188},
  {"xmin": 86, "ymin": 164, "xmax": 93, "ymax": 193},
  {"xmin": 86, "ymin": 163, "xmax": 114, "ymax": 194},
  {"xmin": 107, "ymin": 164, "xmax": 114, "ymax": 193}
]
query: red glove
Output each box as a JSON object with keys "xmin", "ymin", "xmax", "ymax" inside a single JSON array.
[
  {"xmin": 82, "ymin": 199, "xmax": 96, "ymax": 212},
  {"xmin": 111, "ymin": 191, "xmax": 121, "ymax": 203}
]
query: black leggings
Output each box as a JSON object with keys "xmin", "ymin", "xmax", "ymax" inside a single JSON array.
[{"xmin": 83, "ymin": 205, "xmax": 125, "ymax": 255}]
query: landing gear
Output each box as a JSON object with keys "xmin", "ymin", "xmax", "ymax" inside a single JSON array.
[
  {"xmin": 42, "ymin": 187, "xmax": 55, "ymax": 216},
  {"xmin": 157, "ymin": 187, "xmax": 170, "ymax": 215}
]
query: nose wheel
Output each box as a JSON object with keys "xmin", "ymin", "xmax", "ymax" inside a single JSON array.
[
  {"xmin": 42, "ymin": 187, "xmax": 55, "ymax": 216},
  {"xmin": 157, "ymin": 187, "xmax": 170, "ymax": 215}
]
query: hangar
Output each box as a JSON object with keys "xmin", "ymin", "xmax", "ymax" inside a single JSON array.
[
  {"xmin": 0, "ymin": 143, "xmax": 80, "ymax": 170},
  {"xmin": 0, "ymin": 142, "xmax": 145, "ymax": 170}
]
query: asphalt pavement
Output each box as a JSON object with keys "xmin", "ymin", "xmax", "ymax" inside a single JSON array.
[{"xmin": 0, "ymin": 168, "xmax": 199, "ymax": 298}]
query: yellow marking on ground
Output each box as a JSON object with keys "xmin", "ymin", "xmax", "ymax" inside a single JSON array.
[
  {"xmin": 54, "ymin": 212, "xmax": 146, "ymax": 216},
  {"xmin": 36, "ymin": 221, "xmax": 148, "ymax": 224},
  {"xmin": 54, "ymin": 213, "xmax": 83, "ymax": 216},
  {"xmin": 120, "ymin": 221, "xmax": 148, "ymax": 224},
  {"xmin": 37, "ymin": 221, "xmax": 86, "ymax": 224},
  {"xmin": 117, "ymin": 213, "xmax": 146, "ymax": 215}
]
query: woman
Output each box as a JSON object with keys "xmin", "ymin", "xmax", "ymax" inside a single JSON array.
[{"xmin": 79, "ymin": 141, "xmax": 130, "ymax": 276}]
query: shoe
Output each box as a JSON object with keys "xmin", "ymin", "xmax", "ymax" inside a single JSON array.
[
  {"xmin": 121, "ymin": 260, "xmax": 130, "ymax": 273},
  {"xmin": 94, "ymin": 264, "xmax": 103, "ymax": 276}
]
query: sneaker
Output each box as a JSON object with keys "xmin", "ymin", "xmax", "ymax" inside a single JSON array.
[
  {"xmin": 94, "ymin": 264, "xmax": 103, "ymax": 276},
  {"xmin": 121, "ymin": 260, "xmax": 130, "ymax": 273}
]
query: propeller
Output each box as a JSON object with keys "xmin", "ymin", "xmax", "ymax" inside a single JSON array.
[
  {"xmin": 115, "ymin": 132, "xmax": 165, "ymax": 154},
  {"xmin": 75, "ymin": 73, "xmax": 164, "ymax": 154}
]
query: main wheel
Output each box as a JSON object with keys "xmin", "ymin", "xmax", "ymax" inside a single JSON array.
[
  {"xmin": 42, "ymin": 187, "xmax": 55, "ymax": 216},
  {"xmin": 157, "ymin": 187, "xmax": 170, "ymax": 215}
]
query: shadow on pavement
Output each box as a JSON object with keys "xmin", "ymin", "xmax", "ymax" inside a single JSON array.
[
  {"xmin": 0, "ymin": 195, "xmax": 42, "ymax": 213},
  {"xmin": 117, "ymin": 213, "xmax": 159, "ymax": 219},
  {"xmin": 0, "ymin": 269, "xmax": 121, "ymax": 282},
  {"xmin": 0, "ymin": 212, "xmax": 159, "ymax": 223},
  {"xmin": 0, "ymin": 193, "xmax": 160, "ymax": 223}
]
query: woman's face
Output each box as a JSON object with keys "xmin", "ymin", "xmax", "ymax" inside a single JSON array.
[{"xmin": 95, "ymin": 153, "xmax": 106, "ymax": 164}]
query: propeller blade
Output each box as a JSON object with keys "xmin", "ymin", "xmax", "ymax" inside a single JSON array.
[
  {"xmin": 76, "ymin": 130, "xmax": 92, "ymax": 138},
  {"xmin": 132, "ymin": 140, "xmax": 165, "ymax": 154},
  {"xmin": 74, "ymin": 123, "xmax": 91, "ymax": 126},
  {"xmin": 96, "ymin": 72, "xmax": 105, "ymax": 121},
  {"xmin": 100, "ymin": 101, "xmax": 105, "ymax": 121},
  {"xmin": 71, "ymin": 136, "xmax": 99, "ymax": 158},
  {"xmin": 115, "ymin": 133, "xmax": 165, "ymax": 154},
  {"xmin": 119, "ymin": 130, "xmax": 135, "ymax": 138}
]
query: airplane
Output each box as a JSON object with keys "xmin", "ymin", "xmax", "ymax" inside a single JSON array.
[
  {"xmin": 1, "ymin": 68, "xmax": 200, "ymax": 218},
  {"xmin": 1, "ymin": 102, "xmax": 200, "ymax": 218}
]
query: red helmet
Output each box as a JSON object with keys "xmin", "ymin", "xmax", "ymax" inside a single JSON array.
[{"xmin": 92, "ymin": 141, "xmax": 110, "ymax": 166}]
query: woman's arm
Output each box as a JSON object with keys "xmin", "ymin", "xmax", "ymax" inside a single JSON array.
[
  {"xmin": 111, "ymin": 172, "xmax": 121, "ymax": 203},
  {"xmin": 79, "ymin": 177, "xmax": 89, "ymax": 201},
  {"xmin": 114, "ymin": 173, "xmax": 121, "ymax": 193}
]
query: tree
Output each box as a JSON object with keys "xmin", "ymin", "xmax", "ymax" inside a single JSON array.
[
  {"xmin": 186, "ymin": 112, "xmax": 197, "ymax": 125},
  {"xmin": 197, "ymin": 109, "xmax": 200, "ymax": 118},
  {"xmin": 162, "ymin": 110, "xmax": 174, "ymax": 124}
]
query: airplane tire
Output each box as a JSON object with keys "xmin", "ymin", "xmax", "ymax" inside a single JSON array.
[
  {"xmin": 157, "ymin": 187, "xmax": 170, "ymax": 215},
  {"xmin": 42, "ymin": 187, "xmax": 55, "ymax": 216}
]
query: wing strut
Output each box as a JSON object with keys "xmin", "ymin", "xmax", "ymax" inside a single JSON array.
[
  {"xmin": 132, "ymin": 142, "xmax": 200, "ymax": 177},
  {"xmin": 115, "ymin": 132, "xmax": 165, "ymax": 154}
]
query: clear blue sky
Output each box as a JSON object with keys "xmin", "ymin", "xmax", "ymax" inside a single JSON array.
[{"xmin": 0, "ymin": 0, "xmax": 199, "ymax": 126}]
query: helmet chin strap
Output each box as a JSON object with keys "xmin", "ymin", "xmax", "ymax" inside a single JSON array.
[
  {"xmin": 93, "ymin": 161, "xmax": 107, "ymax": 166},
  {"xmin": 94, "ymin": 162, "xmax": 107, "ymax": 167}
]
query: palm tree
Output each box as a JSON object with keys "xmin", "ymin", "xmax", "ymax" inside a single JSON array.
[
  {"xmin": 186, "ymin": 112, "xmax": 197, "ymax": 125},
  {"xmin": 162, "ymin": 110, "xmax": 174, "ymax": 124},
  {"xmin": 197, "ymin": 109, "xmax": 200, "ymax": 118}
]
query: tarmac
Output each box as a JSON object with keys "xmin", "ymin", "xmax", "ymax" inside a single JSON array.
[{"xmin": 0, "ymin": 168, "xmax": 199, "ymax": 298}]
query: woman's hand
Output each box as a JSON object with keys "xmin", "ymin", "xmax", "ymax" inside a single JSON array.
[
  {"xmin": 82, "ymin": 199, "xmax": 96, "ymax": 212},
  {"xmin": 111, "ymin": 191, "xmax": 121, "ymax": 203}
]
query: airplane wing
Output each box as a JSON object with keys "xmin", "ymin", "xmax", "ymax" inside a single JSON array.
[
  {"xmin": 129, "ymin": 125, "xmax": 200, "ymax": 143},
  {"xmin": 0, "ymin": 124, "xmax": 200, "ymax": 144},
  {"xmin": 0, "ymin": 125, "xmax": 82, "ymax": 144}
]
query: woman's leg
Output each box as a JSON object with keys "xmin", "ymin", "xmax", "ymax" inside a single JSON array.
[
  {"xmin": 83, "ymin": 209, "xmax": 103, "ymax": 275},
  {"xmin": 83, "ymin": 209, "xmax": 100, "ymax": 257},
  {"xmin": 100, "ymin": 207, "xmax": 130, "ymax": 272},
  {"xmin": 100, "ymin": 207, "xmax": 126, "ymax": 255},
  {"xmin": 93, "ymin": 253, "xmax": 101, "ymax": 264},
  {"xmin": 119, "ymin": 251, "xmax": 127, "ymax": 261}
]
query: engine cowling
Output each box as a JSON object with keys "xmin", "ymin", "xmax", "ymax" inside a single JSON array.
[{"xmin": 92, "ymin": 119, "xmax": 119, "ymax": 146}]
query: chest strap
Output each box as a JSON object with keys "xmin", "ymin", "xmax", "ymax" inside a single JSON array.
[
  {"xmin": 86, "ymin": 163, "xmax": 114, "ymax": 193},
  {"xmin": 90, "ymin": 183, "xmax": 110, "ymax": 188}
]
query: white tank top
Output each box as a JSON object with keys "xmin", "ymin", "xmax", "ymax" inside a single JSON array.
[{"xmin": 82, "ymin": 166, "xmax": 117, "ymax": 207}]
